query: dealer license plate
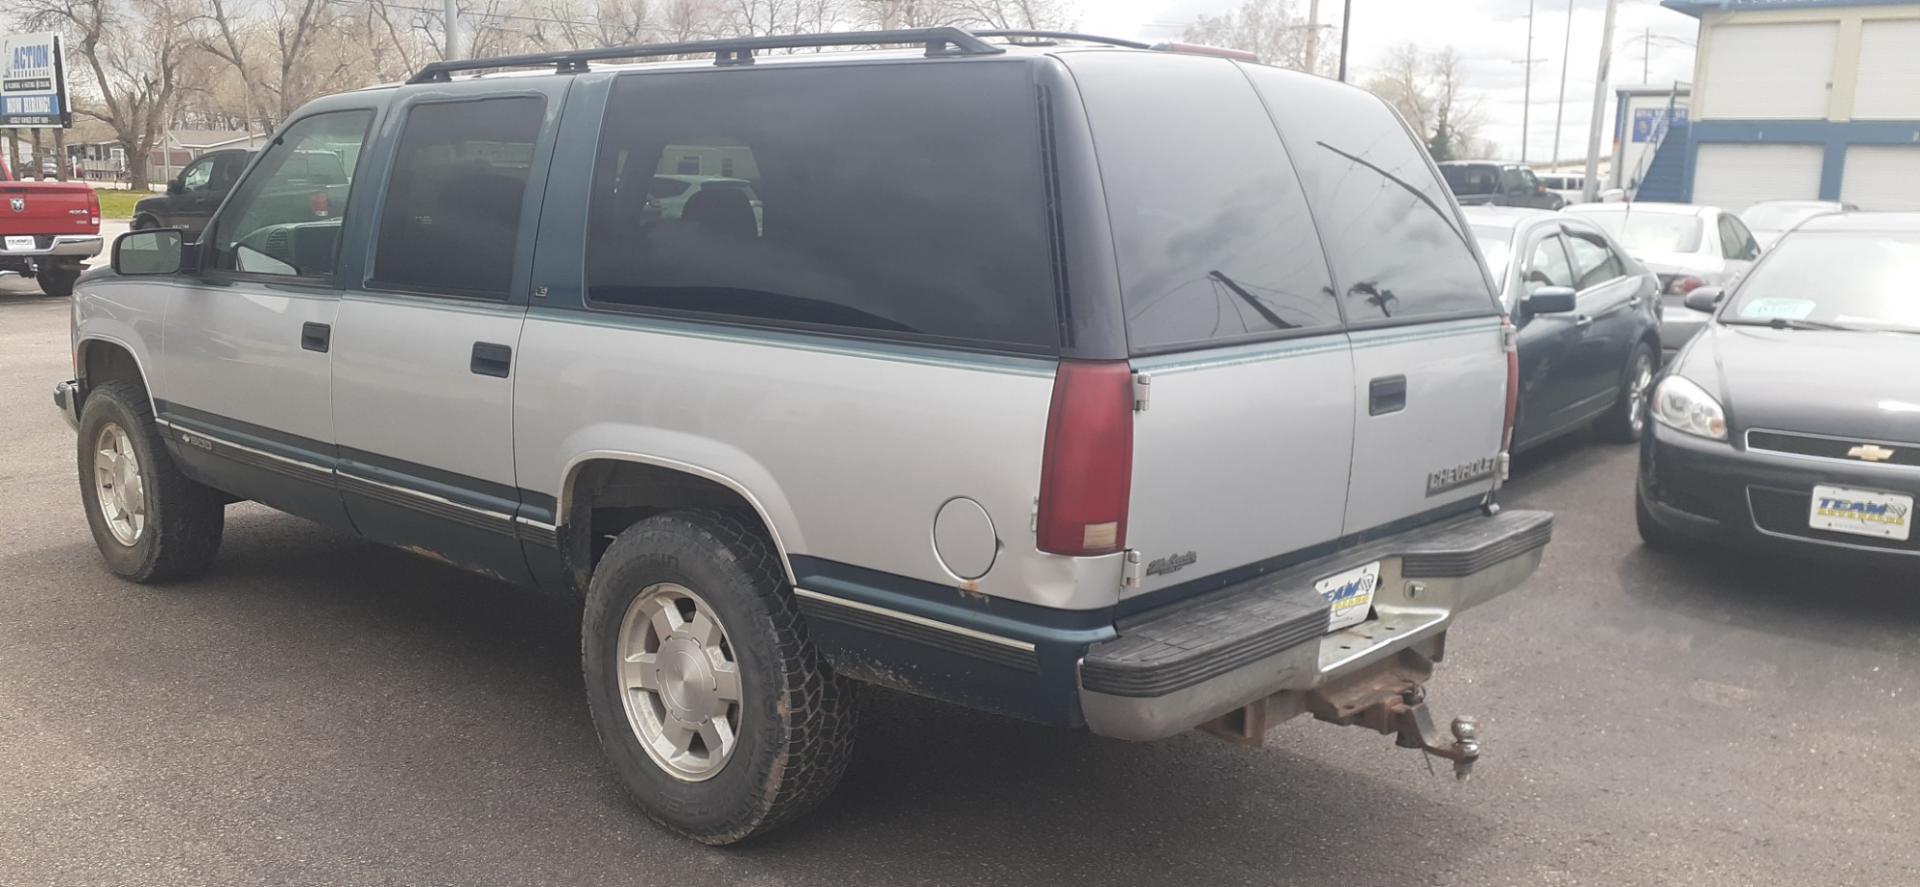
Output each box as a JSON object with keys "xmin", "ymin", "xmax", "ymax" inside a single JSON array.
[
  {"xmin": 4, "ymin": 235, "xmax": 35, "ymax": 251},
  {"xmin": 1316, "ymin": 560, "xmax": 1380, "ymax": 632},
  {"xmin": 1809, "ymin": 485, "xmax": 1912, "ymax": 541}
]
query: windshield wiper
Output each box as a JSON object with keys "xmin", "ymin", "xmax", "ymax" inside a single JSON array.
[{"xmin": 1725, "ymin": 317, "xmax": 1849, "ymax": 331}]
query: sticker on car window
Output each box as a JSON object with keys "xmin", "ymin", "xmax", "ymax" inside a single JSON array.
[{"xmin": 1739, "ymin": 298, "xmax": 1816, "ymax": 320}]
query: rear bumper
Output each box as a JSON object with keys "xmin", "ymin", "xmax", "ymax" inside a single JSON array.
[
  {"xmin": 53, "ymin": 380, "xmax": 79, "ymax": 430},
  {"xmin": 1078, "ymin": 509, "xmax": 1551, "ymax": 741},
  {"xmin": 1, "ymin": 234, "xmax": 102, "ymax": 260}
]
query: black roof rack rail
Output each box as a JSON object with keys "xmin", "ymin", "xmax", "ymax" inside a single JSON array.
[
  {"xmin": 407, "ymin": 27, "xmax": 1003, "ymax": 84},
  {"xmin": 970, "ymin": 30, "xmax": 1152, "ymax": 50}
]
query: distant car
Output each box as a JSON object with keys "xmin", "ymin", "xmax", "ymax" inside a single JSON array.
[
  {"xmin": 644, "ymin": 174, "xmax": 764, "ymax": 232},
  {"xmin": 1438, "ymin": 161, "xmax": 1565, "ymax": 210},
  {"xmin": 1538, "ymin": 173, "xmax": 1625, "ymax": 205},
  {"xmin": 1739, "ymin": 199, "xmax": 1856, "ymax": 249},
  {"xmin": 1467, "ymin": 206, "xmax": 1663, "ymax": 450},
  {"xmin": 1637, "ymin": 212, "xmax": 1920, "ymax": 569},
  {"xmin": 133, "ymin": 149, "xmax": 254, "ymax": 239},
  {"xmin": 39, "ymin": 158, "xmax": 58, "ymax": 178},
  {"xmin": 1566, "ymin": 202, "xmax": 1760, "ymax": 356}
]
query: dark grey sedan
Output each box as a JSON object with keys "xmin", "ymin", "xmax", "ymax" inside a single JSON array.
[{"xmin": 1637, "ymin": 212, "xmax": 1920, "ymax": 569}]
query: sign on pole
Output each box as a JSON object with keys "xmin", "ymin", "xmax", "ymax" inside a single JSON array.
[{"xmin": 0, "ymin": 33, "xmax": 69, "ymax": 128}]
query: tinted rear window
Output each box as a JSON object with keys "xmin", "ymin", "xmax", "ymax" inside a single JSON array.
[
  {"xmin": 1441, "ymin": 164, "xmax": 1501, "ymax": 195},
  {"xmin": 585, "ymin": 63, "xmax": 1058, "ymax": 352},
  {"xmin": 1247, "ymin": 68, "xmax": 1495, "ymax": 324},
  {"xmin": 1067, "ymin": 52, "xmax": 1338, "ymax": 353}
]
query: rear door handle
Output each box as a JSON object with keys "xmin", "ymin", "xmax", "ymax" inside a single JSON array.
[
  {"xmin": 1368, "ymin": 375, "xmax": 1407, "ymax": 416},
  {"xmin": 471, "ymin": 341, "xmax": 512, "ymax": 378},
  {"xmin": 301, "ymin": 322, "xmax": 330, "ymax": 353}
]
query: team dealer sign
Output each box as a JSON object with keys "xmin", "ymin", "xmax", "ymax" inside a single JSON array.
[{"xmin": 0, "ymin": 32, "xmax": 69, "ymax": 128}]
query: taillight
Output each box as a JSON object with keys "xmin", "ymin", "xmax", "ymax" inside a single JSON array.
[
  {"xmin": 1666, "ymin": 275, "xmax": 1704, "ymax": 295},
  {"xmin": 1036, "ymin": 361, "xmax": 1134, "ymax": 557},
  {"xmin": 310, "ymin": 191, "xmax": 330, "ymax": 217},
  {"xmin": 1502, "ymin": 321, "xmax": 1520, "ymax": 452}
]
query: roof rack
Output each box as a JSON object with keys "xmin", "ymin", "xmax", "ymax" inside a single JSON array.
[
  {"xmin": 407, "ymin": 27, "xmax": 1003, "ymax": 84},
  {"xmin": 970, "ymin": 30, "xmax": 1152, "ymax": 50}
]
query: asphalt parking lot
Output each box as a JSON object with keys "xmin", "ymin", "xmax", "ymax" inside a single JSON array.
[{"xmin": 3, "ymin": 277, "xmax": 1917, "ymax": 887}]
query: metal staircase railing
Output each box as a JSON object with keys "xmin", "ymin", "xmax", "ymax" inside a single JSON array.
[{"xmin": 1627, "ymin": 81, "xmax": 1691, "ymax": 197}]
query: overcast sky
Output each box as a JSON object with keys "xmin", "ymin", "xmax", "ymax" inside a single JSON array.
[{"xmin": 1078, "ymin": 0, "xmax": 1701, "ymax": 164}]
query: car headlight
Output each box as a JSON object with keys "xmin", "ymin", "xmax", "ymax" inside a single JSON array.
[{"xmin": 1651, "ymin": 376, "xmax": 1727, "ymax": 440}]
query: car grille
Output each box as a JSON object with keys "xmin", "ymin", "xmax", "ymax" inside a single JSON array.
[
  {"xmin": 1746, "ymin": 430, "xmax": 1920, "ymax": 468},
  {"xmin": 1748, "ymin": 486, "xmax": 1918, "ymax": 554}
]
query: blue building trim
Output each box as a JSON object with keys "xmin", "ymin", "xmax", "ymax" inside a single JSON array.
[
  {"xmin": 1681, "ymin": 119, "xmax": 1920, "ymax": 201},
  {"xmin": 1664, "ymin": 0, "xmax": 1920, "ymax": 17}
]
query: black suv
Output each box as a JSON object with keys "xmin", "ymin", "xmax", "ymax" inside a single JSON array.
[
  {"xmin": 132, "ymin": 148, "xmax": 254, "ymax": 239},
  {"xmin": 1439, "ymin": 160, "xmax": 1565, "ymax": 210}
]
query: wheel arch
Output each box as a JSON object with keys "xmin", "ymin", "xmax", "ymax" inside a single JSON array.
[
  {"xmin": 557, "ymin": 451, "xmax": 801, "ymax": 588},
  {"xmin": 75, "ymin": 335, "xmax": 158, "ymax": 414}
]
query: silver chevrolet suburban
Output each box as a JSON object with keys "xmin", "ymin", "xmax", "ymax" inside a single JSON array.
[{"xmin": 54, "ymin": 29, "xmax": 1551, "ymax": 844}]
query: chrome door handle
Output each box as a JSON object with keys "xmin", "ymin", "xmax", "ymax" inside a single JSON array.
[{"xmin": 1575, "ymin": 315, "xmax": 1594, "ymax": 329}]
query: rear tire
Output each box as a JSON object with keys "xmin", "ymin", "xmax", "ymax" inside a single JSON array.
[
  {"xmin": 1597, "ymin": 341, "xmax": 1656, "ymax": 443},
  {"xmin": 582, "ymin": 509, "xmax": 856, "ymax": 845},
  {"xmin": 76, "ymin": 381, "xmax": 225, "ymax": 582},
  {"xmin": 37, "ymin": 262, "xmax": 81, "ymax": 297}
]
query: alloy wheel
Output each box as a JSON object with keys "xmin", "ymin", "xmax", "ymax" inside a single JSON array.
[
  {"xmin": 616, "ymin": 583, "xmax": 744, "ymax": 781},
  {"xmin": 93, "ymin": 422, "xmax": 146, "ymax": 546}
]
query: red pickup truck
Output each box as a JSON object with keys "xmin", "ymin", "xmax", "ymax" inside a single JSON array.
[{"xmin": 0, "ymin": 160, "xmax": 101, "ymax": 296}]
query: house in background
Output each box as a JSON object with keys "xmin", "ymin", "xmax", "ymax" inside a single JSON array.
[{"xmin": 1654, "ymin": 0, "xmax": 1920, "ymax": 211}]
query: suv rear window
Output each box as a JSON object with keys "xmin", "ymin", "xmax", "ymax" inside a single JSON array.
[
  {"xmin": 1247, "ymin": 68, "xmax": 1496, "ymax": 324},
  {"xmin": 585, "ymin": 63, "xmax": 1059, "ymax": 352},
  {"xmin": 1067, "ymin": 52, "xmax": 1338, "ymax": 354},
  {"xmin": 1441, "ymin": 163, "xmax": 1501, "ymax": 196}
]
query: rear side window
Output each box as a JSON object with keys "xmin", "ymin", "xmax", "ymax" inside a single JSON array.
[
  {"xmin": 1441, "ymin": 164, "xmax": 1500, "ymax": 195},
  {"xmin": 1246, "ymin": 67, "xmax": 1496, "ymax": 324},
  {"xmin": 372, "ymin": 96, "xmax": 546, "ymax": 299},
  {"xmin": 1067, "ymin": 52, "xmax": 1337, "ymax": 353},
  {"xmin": 585, "ymin": 63, "xmax": 1058, "ymax": 351}
]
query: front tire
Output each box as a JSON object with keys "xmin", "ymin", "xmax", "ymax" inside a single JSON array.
[
  {"xmin": 1597, "ymin": 340, "xmax": 1656, "ymax": 443},
  {"xmin": 1635, "ymin": 489, "xmax": 1684, "ymax": 550},
  {"xmin": 76, "ymin": 381, "xmax": 225, "ymax": 582},
  {"xmin": 583, "ymin": 510, "xmax": 856, "ymax": 845}
]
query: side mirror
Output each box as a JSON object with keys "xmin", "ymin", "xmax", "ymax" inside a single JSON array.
[
  {"xmin": 1523, "ymin": 286, "xmax": 1577, "ymax": 316},
  {"xmin": 166, "ymin": 177, "xmax": 184, "ymax": 195},
  {"xmin": 1683, "ymin": 286, "xmax": 1725, "ymax": 312},
  {"xmin": 112, "ymin": 229, "xmax": 185, "ymax": 276}
]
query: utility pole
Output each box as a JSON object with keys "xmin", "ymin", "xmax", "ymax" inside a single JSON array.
[
  {"xmin": 443, "ymin": 0, "xmax": 461, "ymax": 60},
  {"xmin": 1337, "ymin": 0, "xmax": 1354, "ymax": 82},
  {"xmin": 1304, "ymin": 0, "xmax": 1322, "ymax": 75},
  {"xmin": 1522, "ymin": 0, "xmax": 1535, "ymax": 162},
  {"xmin": 1583, "ymin": 0, "xmax": 1620, "ymax": 203},
  {"xmin": 1643, "ymin": 26, "xmax": 1652, "ymax": 83},
  {"xmin": 1552, "ymin": 0, "xmax": 1573, "ymax": 170}
]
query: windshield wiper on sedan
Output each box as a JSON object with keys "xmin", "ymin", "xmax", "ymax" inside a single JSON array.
[{"xmin": 1723, "ymin": 317, "xmax": 1852, "ymax": 331}]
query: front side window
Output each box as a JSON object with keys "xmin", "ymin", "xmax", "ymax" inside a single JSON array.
[
  {"xmin": 1069, "ymin": 52, "xmax": 1338, "ymax": 352},
  {"xmin": 1247, "ymin": 67, "xmax": 1496, "ymax": 324},
  {"xmin": 208, "ymin": 110, "xmax": 373, "ymax": 279},
  {"xmin": 371, "ymin": 96, "xmax": 546, "ymax": 299},
  {"xmin": 1565, "ymin": 230, "xmax": 1624, "ymax": 289},
  {"xmin": 1525, "ymin": 235, "xmax": 1575, "ymax": 295},
  {"xmin": 585, "ymin": 63, "xmax": 1058, "ymax": 350},
  {"xmin": 180, "ymin": 156, "xmax": 215, "ymax": 192}
]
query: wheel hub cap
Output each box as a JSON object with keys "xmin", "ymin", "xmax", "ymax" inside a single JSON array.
[
  {"xmin": 616, "ymin": 583, "xmax": 742, "ymax": 782},
  {"xmin": 92, "ymin": 422, "xmax": 146, "ymax": 547}
]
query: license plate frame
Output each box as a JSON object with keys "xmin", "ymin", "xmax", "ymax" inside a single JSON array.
[
  {"xmin": 1316, "ymin": 560, "xmax": 1381, "ymax": 632},
  {"xmin": 4, "ymin": 235, "xmax": 35, "ymax": 251},
  {"xmin": 1809, "ymin": 484, "xmax": 1912, "ymax": 542}
]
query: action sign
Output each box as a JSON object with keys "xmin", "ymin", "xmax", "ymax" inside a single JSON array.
[{"xmin": 0, "ymin": 32, "xmax": 68, "ymax": 128}]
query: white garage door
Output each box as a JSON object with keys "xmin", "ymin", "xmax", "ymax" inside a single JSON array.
[
  {"xmin": 1854, "ymin": 19, "xmax": 1920, "ymax": 120},
  {"xmin": 1841, "ymin": 146, "xmax": 1920, "ymax": 211},
  {"xmin": 1691, "ymin": 144, "xmax": 1825, "ymax": 212},
  {"xmin": 1702, "ymin": 22, "xmax": 1837, "ymax": 119}
]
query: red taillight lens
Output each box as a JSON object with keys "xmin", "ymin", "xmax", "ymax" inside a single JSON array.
[
  {"xmin": 1036, "ymin": 360, "xmax": 1134, "ymax": 557},
  {"xmin": 310, "ymin": 191, "xmax": 330, "ymax": 217},
  {"xmin": 1667, "ymin": 275, "xmax": 1703, "ymax": 295},
  {"xmin": 1502, "ymin": 322, "xmax": 1520, "ymax": 451},
  {"xmin": 85, "ymin": 187, "xmax": 100, "ymax": 228}
]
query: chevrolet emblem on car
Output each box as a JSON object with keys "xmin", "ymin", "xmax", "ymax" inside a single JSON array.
[{"xmin": 1848, "ymin": 444, "xmax": 1896, "ymax": 462}]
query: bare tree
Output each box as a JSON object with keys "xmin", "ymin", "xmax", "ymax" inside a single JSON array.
[
  {"xmin": 1182, "ymin": 0, "xmax": 1331, "ymax": 73},
  {"xmin": 200, "ymin": 0, "xmax": 350, "ymax": 131},
  {"xmin": 950, "ymin": 0, "xmax": 1073, "ymax": 29},
  {"xmin": 1365, "ymin": 43, "xmax": 1484, "ymax": 161},
  {"xmin": 14, "ymin": 0, "xmax": 198, "ymax": 189}
]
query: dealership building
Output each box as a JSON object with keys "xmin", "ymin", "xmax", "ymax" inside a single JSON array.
[{"xmin": 1646, "ymin": 0, "xmax": 1920, "ymax": 211}]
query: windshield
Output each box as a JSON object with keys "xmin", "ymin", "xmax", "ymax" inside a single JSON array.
[
  {"xmin": 1722, "ymin": 231, "xmax": 1920, "ymax": 332},
  {"xmin": 1578, "ymin": 209, "xmax": 1703, "ymax": 254},
  {"xmin": 1741, "ymin": 204, "xmax": 1832, "ymax": 231},
  {"xmin": 1440, "ymin": 164, "xmax": 1500, "ymax": 195},
  {"xmin": 1471, "ymin": 226, "xmax": 1513, "ymax": 282}
]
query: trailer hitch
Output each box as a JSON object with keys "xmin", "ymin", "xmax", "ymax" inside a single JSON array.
[{"xmin": 1303, "ymin": 650, "xmax": 1483, "ymax": 780}]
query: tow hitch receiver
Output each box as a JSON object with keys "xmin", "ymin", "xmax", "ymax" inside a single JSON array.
[{"xmin": 1304, "ymin": 650, "xmax": 1482, "ymax": 780}]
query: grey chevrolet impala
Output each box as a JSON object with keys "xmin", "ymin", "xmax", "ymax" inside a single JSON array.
[{"xmin": 54, "ymin": 29, "xmax": 1551, "ymax": 844}]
